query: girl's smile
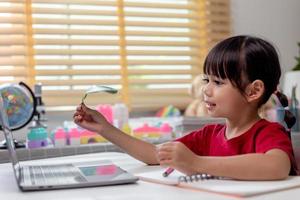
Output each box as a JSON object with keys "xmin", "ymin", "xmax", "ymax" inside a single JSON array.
[{"xmin": 204, "ymin": 100, "xmax": 216, "ymax": 111}]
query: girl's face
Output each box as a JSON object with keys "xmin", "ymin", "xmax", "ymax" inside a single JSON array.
[{"xmin": 202, "ymin": 75, "xmax": 248, "ymax": 119}]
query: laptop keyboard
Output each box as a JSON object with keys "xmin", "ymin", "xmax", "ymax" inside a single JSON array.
[{"xmin": 23, "ymin": 164, "xmax": 87, "ymax": 186}]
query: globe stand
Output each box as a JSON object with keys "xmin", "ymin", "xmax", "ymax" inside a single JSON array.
[{"xmin": 0, "ymin": 139, "xmax": 26, "ymax": 149}]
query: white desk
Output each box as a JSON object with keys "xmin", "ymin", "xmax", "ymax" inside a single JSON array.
[{"xmin": 1, "ymin": 152, "xmax": 300, "ymax": 200}]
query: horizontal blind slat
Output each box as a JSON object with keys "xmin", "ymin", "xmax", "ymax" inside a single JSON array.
[
  {"xmin": 0, "ymin": 27, "xmax": 26, "ymax": 34},
  {"xmin": 32, "ymin": 0, "xmax": 117, "ymax": 6},
  {"xmin": 129, "ymin": 79, "xmax": 192, "ymax": 84},
  {"xmin": 35, "ymin": 68, "xmax": 202, "ymax": 76},
  {"xmin": 33, "ymin": 18, "xmax": 118, "ymax": 26},
  {"xmin": 34, "ymin": 29, "xmax": 200, "ymax": 38},
  {"xmin": 125, "ymin": 21, "xmax": 199, "ymax": 28},
  {"xmin": 32, "ymin": 8, "xmax": 198, "ymax": 19},
  {"xmin": 38, "ymin": 79, "xmax": 121, "ymax": 86},
  {"xmin": 0, "ymin": 6, "xmax": 25, "ymax": 13},
  {"xmin": 35, "ymin": 59, "xmax": 120, "ymax": 65},
  {"xmin": 34, "ymin": 39, "xmax": 199, "ymax": 47},
  {"xmin": 0, "ymin": 16, "xmax": 25, "ymax": 24},
  {"xmin": 124, "ymin": 1, "xmax": 197, "ymax": 10},
  {"xmin": 34, "ymin": 39, "xmax": 119, "ymax": 45},
  {"xmin": 32, "ymin": 8, "xmax": 116, "ymax": 16},
  {"xmin": 35, "ymin": 59, "xmax": 200, "ymax": 66},
  {"xmin": 35, "ymin": 49, "xmax": 119, "ymax": 55},
  {"xmin": 36, "ymin": 69, "xmax": 121, "ymax": 76},
  {"xmin": 0, "ymin": 57, "xmax": 26, "ymax": 66},
  {"xmin": 35, "ymin": 49, "xmax": 199, "ymax": 56},
  {"xmin": 0, "ymin": 47, "xmax": 26, "ymax": 56},
  {"xmin": 0, "ymin": 37, "xmax": 26, "ymax": 45},
  {"xmin": 125, "ymin": 12, "xmax": 197, "ymax": 19},
  {"xmin": 0, "ymin": 68, "xmax": 26, "ymax": 76}
]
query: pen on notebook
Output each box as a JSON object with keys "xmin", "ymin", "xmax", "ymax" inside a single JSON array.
[{"xmin": 162, "ymin": 167, "xmax": 174, "ymax": 177}]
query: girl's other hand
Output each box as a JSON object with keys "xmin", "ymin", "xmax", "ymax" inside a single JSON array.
[{"xmin": 156, "ymin": 142, "xmax": 198, "ymax": 175}]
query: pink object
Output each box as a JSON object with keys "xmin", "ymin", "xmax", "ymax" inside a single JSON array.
[
  {"xmin": 68, "ymin": 128, "xmax": 81, "ymax": 146},
  {"xmin": 159, "ymin": 123, "xmax": 173, "ymax": 134},
  {"xmin": 81, "ymin": 129, "xmax": 97, "ymax": 137},
  {"xmin": 96, "ymin": 164, "xmax": 117, "ymax": 175},
  {"xmin": 96, "ymin": 104, "xmax": 113, "ymax": 124},
  {"xmin": 162, "ymin": 167, "xmax": 174, "ymax": 177},
  {"xmin": 54, "ymin": 128, "xmax": 67, "ymax": 139},
  {"xmin": 134, "ymin": 123, "xmax": 160, "ymax": 134},
  {"xmin": 80, "ymin": 129, "xmax": 106, "ymax": 144},
  {"xmin": 133, "ymin": 123, "xmax": 173, "ymax": 140},
  {"xmin": 69, "ymin": 128, "xmax": 80, "ymax": 138},
  {"xmin": 54, "ymin": 128, "xmax": 67, "ymax": 146},
  {"xmin": 134, "ymin": 123, "xmax": 173, "ymax": 135}
]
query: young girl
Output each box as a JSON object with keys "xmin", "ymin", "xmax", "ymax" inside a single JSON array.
[{"xmin": 73, "ymin": 35, "xmax": 298, "ymax": 180}]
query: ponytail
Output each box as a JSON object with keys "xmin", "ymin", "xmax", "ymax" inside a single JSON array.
[{"xmin": 274, "ymin": 91, "xmax": 296, "ymax": 129}]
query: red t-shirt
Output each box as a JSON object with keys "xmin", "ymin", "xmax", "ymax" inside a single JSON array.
[{"xmin": 176, "ymin": 119, "xmax": 298, "ymax": 175}]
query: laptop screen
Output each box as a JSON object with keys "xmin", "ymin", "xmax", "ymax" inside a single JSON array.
[{"xmin": 0, "ymin": 94, "xmax": 21, "ymax": 182}]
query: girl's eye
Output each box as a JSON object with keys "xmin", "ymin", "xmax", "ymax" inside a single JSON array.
[
  {"xmin": 202, "ymin": 78, "xmax": 209, "ymax": 84},
  {"xmin": 214, "ymin": 80, "xmax": 223, "ymax": 85}
]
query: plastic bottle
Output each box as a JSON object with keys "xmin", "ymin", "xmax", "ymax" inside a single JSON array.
[{"xmin": 113, "ymin": 103, "xmax": 129, "ymax": 129}]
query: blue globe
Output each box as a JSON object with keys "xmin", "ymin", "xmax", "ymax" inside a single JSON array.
[{"xmin": 0, "ymin": 83, "xmax": 35, "ymax": 130}]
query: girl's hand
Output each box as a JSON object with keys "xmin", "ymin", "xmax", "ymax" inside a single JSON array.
[
  {"xmin": 156, "ymin": 142, "xmax": 198, "ymax": 175},
  {"xmin": 73, "ymin": 104, "xmax": 111, "ymax": 134}
]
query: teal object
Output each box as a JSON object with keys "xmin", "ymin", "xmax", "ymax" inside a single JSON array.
[{"xmin": 27, "ymin": 127, "xmax": 48, "ymax": 141}]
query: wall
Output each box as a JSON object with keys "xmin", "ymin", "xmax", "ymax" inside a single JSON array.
[{"xmin": 231, "ymin": 0, "xmax": 300, "ymax": 78}]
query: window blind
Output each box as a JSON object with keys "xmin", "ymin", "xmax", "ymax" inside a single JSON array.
[
  {"xmin": 0, "ymin": 0, "xmax": 230, "ymax": 112},
  {"xmin": 0, "ymin": 1, "xmax": 31, "ymax": 85}
]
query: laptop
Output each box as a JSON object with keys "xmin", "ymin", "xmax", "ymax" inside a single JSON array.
[{"xmin": 0, "ymin": 96, "xmax": 138, "ymax": 191}]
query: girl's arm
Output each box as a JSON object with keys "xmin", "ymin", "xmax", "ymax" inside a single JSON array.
[
  {"xmin": 101, "ymin": 124, "xmax": 159, "ymax": 165},
  {"xmin": 157, "ymin": 142, "xmax": 290, "ymax": 180},
  {"xmin": 74, "ymin": 104, "xmax": 158, "ymax": 165},
  {"xmin": 193, "ymin": 149, "xmax": 291, "ymax": 180}
]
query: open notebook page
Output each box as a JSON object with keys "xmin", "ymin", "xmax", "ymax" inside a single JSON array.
[
  {"xmin": 136, "ymin": 167, "xmax": 300, "ymax": 197},
  {"xmin": 136, "ymin": 167, "xmax": 183, "ymax": 185}
]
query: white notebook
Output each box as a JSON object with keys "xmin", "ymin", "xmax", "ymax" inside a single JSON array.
[{"xmin": 136, "ymin": 167, "xmax": 300, "ymax": 197}]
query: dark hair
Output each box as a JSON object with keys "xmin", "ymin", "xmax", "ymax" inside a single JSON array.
[
  {"xmin": 203, "ymin": 35, "xmax": 281, "ymax": 106},
  {"xmin": 274, "ymin": 91, "xmax": 296, "ymax": 130}
]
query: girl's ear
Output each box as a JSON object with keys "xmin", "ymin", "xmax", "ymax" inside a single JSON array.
[{"xmin": 245, "ymin": 80, "xmax": 265, "ymax": 103}]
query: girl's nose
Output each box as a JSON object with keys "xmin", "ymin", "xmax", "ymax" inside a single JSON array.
[{"xmin": 203, "ymin": 83, "xmax": 212, "ymax": 97}]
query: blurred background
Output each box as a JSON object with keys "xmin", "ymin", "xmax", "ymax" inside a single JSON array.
[{"xmin": 0, "ymin": 0, "xmax": 299, "ymax": 152}]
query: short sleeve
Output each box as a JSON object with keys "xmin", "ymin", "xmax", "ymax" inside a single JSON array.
[
  {"xmin": 255, "ymin": 123, "xmax": 293, "ymax": 155},
  {"xmin": 255, "ymin": 123, "xmax": 298, "ymax": 175},
  {"xmin": 175, "ymin": 125, "xmax": 218, "ymax": 155},
  {"xmin": 175, "ymin": 130, "xmax": 203, "ymax": 155}
]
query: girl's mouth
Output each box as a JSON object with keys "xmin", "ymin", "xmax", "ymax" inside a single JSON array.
[{"xmin": 205, "ymin": 101, "xmax": 216, "ymax": 110}]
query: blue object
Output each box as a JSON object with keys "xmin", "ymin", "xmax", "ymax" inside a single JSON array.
[
  {"xmin": 27, "ymin": 127, "xmax": 48, "ymax": 148},
  {"xmin": 27, "ymin": 127, "xmax": 48, "ymax": 140}
]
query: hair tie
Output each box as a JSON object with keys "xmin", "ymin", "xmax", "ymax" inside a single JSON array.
[{"xmin": 274, "ymin": 91, "xmax": 296, "ymax": 129}]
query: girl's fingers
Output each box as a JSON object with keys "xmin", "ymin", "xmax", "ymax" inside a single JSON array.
[
  {"xmin": 157, "ymin": 144, "xmax": 174, "ymax": 152},
  {"xmin": 159, "ymin": 159, "xmax": 172, "ymax": 166},
  {"xmin": 160, "ymin": 142, "xmax": 173, "ymax": 146},
  {"xmin": 73, "ymin": 112, "xmax": 79, "ymax": 119},
  {"xmin": 77, "ymin": 103, "xmax": 90, "ymax": 113},
  {"xmin": 157, "ymin": 151, "xmax": 172, "ymax": 160},
  {"xmin": 73, "ymin": 114, "xmax": 83, "ymax": 122},
  {"xmin": 76, "ymin": 104, "xmax": 83, "ymax": 111},
  {"xmin": 73, "ymin": 111, "xmax": 84, "ymax": 119}
]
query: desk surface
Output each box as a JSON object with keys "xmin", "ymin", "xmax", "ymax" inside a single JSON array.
[{"xmin": 1, "ymin": 152, "xmax": 300, "ymax": 200}]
